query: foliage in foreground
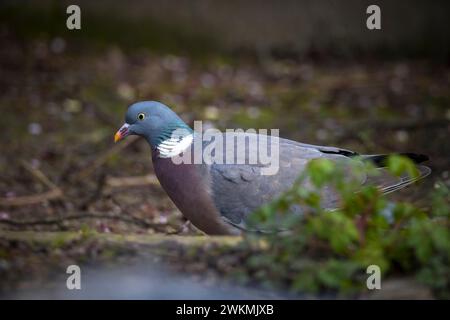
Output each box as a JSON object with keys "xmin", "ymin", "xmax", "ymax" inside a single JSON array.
[{"xmin": 243, "ymin": 156, "xmax": 449, "ymax": 298}]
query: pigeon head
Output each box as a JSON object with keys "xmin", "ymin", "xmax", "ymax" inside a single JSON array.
[{"xmin": 114, "ymin": 101, "xmax": 193, "ymax": 152}]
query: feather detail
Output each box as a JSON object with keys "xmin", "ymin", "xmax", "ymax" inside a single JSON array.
[{"xmin": 157, "ymin": 134, "xmax": 194, "ymax": 158}]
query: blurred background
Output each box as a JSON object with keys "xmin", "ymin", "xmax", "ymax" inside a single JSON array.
[{"xmin": 0, "ymin": 0, "xmax": 449, "ymax": 298}]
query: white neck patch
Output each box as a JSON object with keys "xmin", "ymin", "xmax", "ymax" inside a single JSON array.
[{"xmin": 156, "ymin": 133, "xmax": 194, "ymax": 158}]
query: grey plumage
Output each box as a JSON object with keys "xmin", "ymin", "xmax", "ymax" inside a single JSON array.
[{"xmin": 205, "ymin": 133, "xmax": 430, "ymax": 231}]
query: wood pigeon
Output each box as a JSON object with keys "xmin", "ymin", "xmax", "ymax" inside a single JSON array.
[{"xmin": 114, "ymin": 101, "xmax": 431, "ymax": 235}]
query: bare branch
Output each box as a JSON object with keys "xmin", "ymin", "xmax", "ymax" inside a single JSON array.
[
  {"xmin": 106, "ymin": 174, "xmax": 160, "ymax": 188},
  {"xmin": 0, "ymin": 162, "xmax": 63, "ymax": 207},
  {"xmin": 77, "ymin": 135, "xmax": 139, "ymax": 179},
  {"xmin": 0, "ymin": 211, "xmax": 169, "ymax": 231},
  {"xmin": 0, "ymin": 189, "xmax": 63, "ymax": 207}
]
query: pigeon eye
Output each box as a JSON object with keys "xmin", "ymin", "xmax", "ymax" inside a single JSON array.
[{"xmin": 137, "ymin": 113, "xmax": 146, "ymax": 121}]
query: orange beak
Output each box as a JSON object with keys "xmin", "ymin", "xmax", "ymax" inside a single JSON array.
[{"xmin": 114, "ymin": 123, "xmax": 130, "ymax": 143}]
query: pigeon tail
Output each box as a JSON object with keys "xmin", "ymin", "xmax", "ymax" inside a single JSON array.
[{"xmin": 361, "ymin": 153, "xmax": 431, "ymax": 194}]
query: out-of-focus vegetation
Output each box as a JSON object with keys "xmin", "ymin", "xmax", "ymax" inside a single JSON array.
[
  {"xmin": 245, "ymin": 156, "xmax": 449, "ymax": 298},
  {"xmin": 0, "ymin": 0, "xmax": 449, "ymax": 298}
]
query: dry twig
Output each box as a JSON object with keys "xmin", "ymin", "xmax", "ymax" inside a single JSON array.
[
  {"xmin": 0, "ymin": 211, "xmax": 169, "ymax": 231},
  {"xmin": 77, "ymin": 135, "xmax": 139, "ymax": 179},
  {"xmin": 106, "ymin": 174, "xmax": 160, "ymax": 188},
  {"xmin": 0, "ymin": 161, "xmax": 63, "ymax": 207}
]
